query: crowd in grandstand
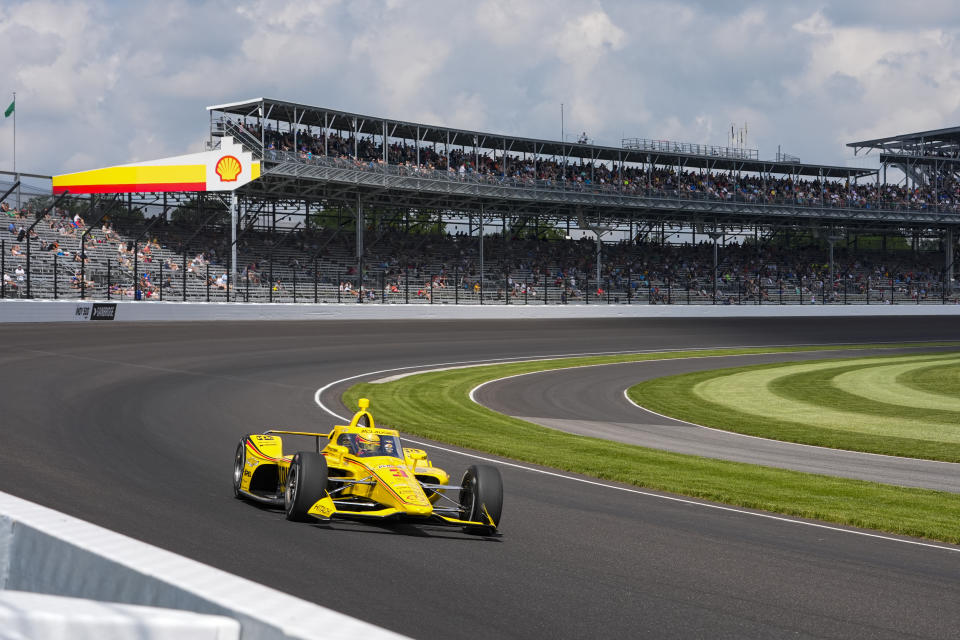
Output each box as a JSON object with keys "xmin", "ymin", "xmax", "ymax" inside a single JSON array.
[
  {"xmin": 227, "ymin": 120, "xmax": 960, "ymax": 213},
  {"xmin": 2, "ymin": 194, "xmax": 955, "ymax": 304}
]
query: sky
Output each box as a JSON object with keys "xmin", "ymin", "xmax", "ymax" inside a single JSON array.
[{"xmin": 1, "ymin": 0, "xmax": 959, "ymax": 177}]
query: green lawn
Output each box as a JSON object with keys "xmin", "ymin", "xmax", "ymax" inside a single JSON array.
[
  {"xmin": 629, "ymin": 351, "xmax": 960, "ymax": 460},
  {"xmin": 343, "ymin": 342, "xmax": 960, "ymax": 544}
]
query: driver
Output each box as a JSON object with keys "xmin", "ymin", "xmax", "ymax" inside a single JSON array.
[{"xmin": 355, "ymin": 432, "xmax": 381, "ymax": 456}]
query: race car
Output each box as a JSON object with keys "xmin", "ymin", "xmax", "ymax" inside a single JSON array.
[{"xmin": 231, "ymin": 398, "xmax": 502, "ymax": 535}]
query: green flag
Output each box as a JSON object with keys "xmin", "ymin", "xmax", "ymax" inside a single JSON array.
[{"xmin": 4, "ymin": 100, "xmax": 13, "ymax": 118}]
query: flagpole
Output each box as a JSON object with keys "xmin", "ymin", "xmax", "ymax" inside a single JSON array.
[{"xmin": 12, "ymin": 91, "xmax": 17, "ymax": 210}]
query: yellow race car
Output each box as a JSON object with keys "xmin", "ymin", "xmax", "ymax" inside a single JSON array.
[{"xmin": 232, "ymin": 399, "xmax": 502, "ymax": 535}]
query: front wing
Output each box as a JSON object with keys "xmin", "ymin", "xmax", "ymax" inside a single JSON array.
[{"xmin": 305, "ymin": 493, "xmax": 496, "ymax": 529}]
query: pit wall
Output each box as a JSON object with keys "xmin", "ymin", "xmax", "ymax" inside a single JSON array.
[{"xmin": 3, "ymin": 299, "xmax": 960, "ymax": 323}]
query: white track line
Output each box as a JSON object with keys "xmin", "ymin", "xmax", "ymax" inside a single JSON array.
[{"xmin": 313, "ymin": 343, "xmax": 960, "ymax": 554}]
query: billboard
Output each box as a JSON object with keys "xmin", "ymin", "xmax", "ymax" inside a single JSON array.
[{"xmin": 52, "ymin": 137, "xmax": 261, "ymax": 194}]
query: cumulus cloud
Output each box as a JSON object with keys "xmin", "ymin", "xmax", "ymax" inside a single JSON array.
[{"xmin": 0, "ymin": 0, "xmax": 958, "ymax": 176}]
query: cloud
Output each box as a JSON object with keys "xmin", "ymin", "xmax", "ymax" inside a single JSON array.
[{"xmin": 0, "ymin": 0, "xmax": 958, "ymax": 178}]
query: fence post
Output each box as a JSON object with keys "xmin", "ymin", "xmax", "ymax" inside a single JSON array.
[
  {"xmin": 525, "ymin": 276, "xmax": 528, "ymax": 304},
  {"xmin": 246, "ymin": 268, "xmax": 250, "ymax": 303},
  {"xmin": 133, "ymin": 241, "xmax": 139, "ymax": 302},
  {"xmin": 314, "ymin": 258, "xmax": 318, "ymax": 304},
  {"xmin": 1, "ymin": 239, "xmax": 4, "ymax": 299},
  {"xmin": 182, "ymin": 249, "xmax": 187, "ymax": 302},
  {"xmin": 107, "ymin": 260, "xmax": 111, "ymax": 300},
  {"xmin": 80, "ymin": 233, "xmax": 86, "ymax": 300},
  {"xmin": 53, "ymin": 253, "xmax": 58, "ymax": 299},
  {"xmin": 206, "ymin": 262, "xmax": 210, "ymax": 302},
  {"xmin": 667, "ymin": 277, "xmax": 672, "ymax": 305},
  {"xmin": 159, "ymin": 260, "xmax": 163, "ymax": 301},
  {"xmin": 586, "ymin": 278, "xmax": 590, "ymax": 304},
  {"xmin": 380, "ymin": 271, "xmax": 385, "ymax": 304},
  {"xmin": 337, "ymin": 269, "xmax": 341, "ymax": 303},
  {"xmin": 455, "ymin": 266, "xmax": 459, "ymax": 305},
  {"xmin": 404, "ymin": 266, "xmax": 409, "ymax": 304},
  {"xmin": 866, "ymin": 277, "xmax": 870, "ymax": 305}
]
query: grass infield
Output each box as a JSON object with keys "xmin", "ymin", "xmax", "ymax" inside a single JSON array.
[
  {"xmin": 628, "ymin": 351, "xmax": 960, "ymax": 461},
  {"xmin": 343, "ymin": 342, "xmax": 960, "ymax": 544}
]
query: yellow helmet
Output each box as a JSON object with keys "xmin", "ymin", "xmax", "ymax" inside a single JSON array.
[{"xmin": 356, "ymin": 431, "xmax": 381, "ymax": 456}]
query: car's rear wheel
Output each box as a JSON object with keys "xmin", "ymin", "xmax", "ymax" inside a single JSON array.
[
  {"xmin": 285, "ymin": 452, "xmax": 329, "ymax": 522},
  {"xmin": 459, "ymin": 465, "xmax": 502, "ymax": 535},
  {"xmin": 232, "ymin": 438, "xmax": 248, "ymax": 499}
]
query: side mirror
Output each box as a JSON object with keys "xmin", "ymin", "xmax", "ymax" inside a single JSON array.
[{"xmin": 403, "ymin": 448, "xmax": 429, "ymax": 467}]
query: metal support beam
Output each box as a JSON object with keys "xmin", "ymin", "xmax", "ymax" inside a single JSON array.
[{"xmin": 947, "ymin": 228, "xmax": 955, "ymax": 295}]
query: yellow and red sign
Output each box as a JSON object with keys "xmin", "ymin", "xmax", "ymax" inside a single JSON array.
[{"xmin": 52, "ymin": 137, "xmax": 261, "ymax": 195}]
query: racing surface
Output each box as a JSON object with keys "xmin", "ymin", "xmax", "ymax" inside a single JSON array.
[
  {"xmin": 3, "ymin": 317, "xmax": 960, "ymax": 639},
  {"xmin": 473, "ymin": 348, "xmax": 960, "ymax": 492}
]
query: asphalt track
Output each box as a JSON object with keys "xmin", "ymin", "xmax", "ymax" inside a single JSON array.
[
  {"xmin": 473, "ymin": 348, "xmax": 960, "ymax": 492},
  {"xmin": 3, "ymin": 317, "xmax": 960, "ymax": 639}
]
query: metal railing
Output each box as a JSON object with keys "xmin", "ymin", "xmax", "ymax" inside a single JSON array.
[{"xmin": 212, "ymin": 119, "xmax": 263, "ymax": 159}]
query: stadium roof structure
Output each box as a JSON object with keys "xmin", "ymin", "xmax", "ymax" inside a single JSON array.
[
  {"xmin": 208, "ymin": 98, "xmax": 873, "ymax": 180},
  {"xmin": 847, "ymin": 126, "xmax": 960, "ymax": 156},
  {"xmin": 199, "ymin": 97, "xmax": 960, "ymax": 228},
  {"xmin": 36, "ymin": 99, "xmax": 960, "ymax": 231}
]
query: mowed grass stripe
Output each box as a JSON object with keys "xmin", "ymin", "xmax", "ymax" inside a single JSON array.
[
  {"xmin": 344, "ymin": 342, "xmax": 960, "ymax": 544},
  {"xmin": 832, "ymin": 355, "xmax": 960, "ymax": 413},
  {"xmin": 766, "ymin": 358, "xmax": 960, "ymax": 438},
  {"xmin": 693, "ymin": 354, "xmax": 960, "ymax": 439},
  {"xmin": 898, "ymin": 361, "xmax": 960, "ymax": 401},
  {"xmin": 630, "ymin": 351, "xmax": 960, "ymax": 461}
]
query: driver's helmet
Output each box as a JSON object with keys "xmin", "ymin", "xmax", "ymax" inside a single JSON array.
[{"xmin": 356, "ymin": 432, "xmax": 381, "ymax": 456}]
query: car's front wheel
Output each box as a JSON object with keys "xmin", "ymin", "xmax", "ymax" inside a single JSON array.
[
  {"xmin": 459, "ymin": 464, "xmax": 503, "ymax": 535},
  {"xmin": 232, "ymin": 438, "xmax": 248, "ymax": 499},
  {"xmin": 284, "ymin": 451, "xmax": 329, "ymax": 522}
]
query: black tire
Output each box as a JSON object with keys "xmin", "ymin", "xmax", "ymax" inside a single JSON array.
[
  {"xmin": 232, "ymin": 438, "xmax": 248, "ymax": 499},
  {"xmin": 459, "ymin": 465, "xmax": 503, "ymax": 535},
  {"xmin": 285, "ymin": 452, "xmax": 329, "ymax": 522}
]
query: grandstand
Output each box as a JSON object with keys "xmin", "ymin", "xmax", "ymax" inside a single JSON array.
[{"xmin": 1, "ymin": 99, "xmax": 958, "ymax": 305}]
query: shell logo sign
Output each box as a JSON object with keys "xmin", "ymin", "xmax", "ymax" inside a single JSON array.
[
  {"xmin": 215, "ymin": 155, "xmax": 242, "ymax": 182},
  {"xmin": 52, "ymin": 137, "xmax": 261, "ymax": 194}
]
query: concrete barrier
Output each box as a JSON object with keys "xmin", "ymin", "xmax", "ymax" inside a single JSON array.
[
  {"xmin": 0, "ymin": 491, "xmax": 407, "ymax": 640},
  {"xmin": 0, "ymin": 591, "xmax": 240, "ymax": 640},
  {"xmin": 3, "ymin": 299, "xmax": 960, "ymax": 323}
]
